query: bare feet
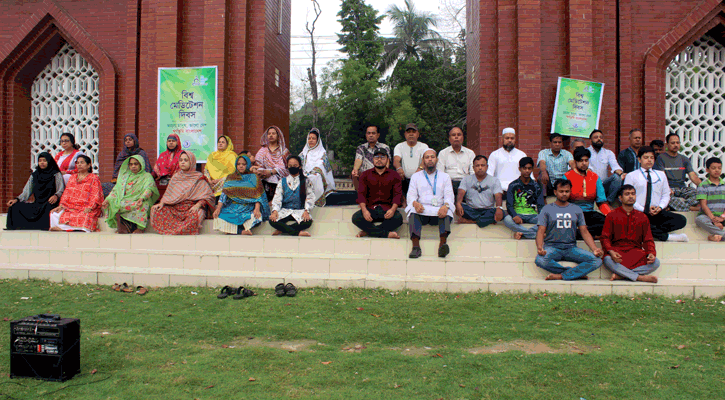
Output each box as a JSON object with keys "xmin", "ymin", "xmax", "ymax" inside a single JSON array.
[
  {"xmin": 610, "ymin": 273, "xmax": 624, "ymax": 281},
  {"xmin": 513, "ymin": 232, "xmax": 523, "ymax": 240},
  {"xmin": 49, "ymin": 227, "xmax": 63, "ymax": 232},
  {"xmin": 637, "ymin": 275, "xmax": 658, "ymax": 283},
  {"xmin": 458, "ymin": 217, "xmax": 476, "ymax": 224},
  {"xmin": 132, "ymin": 229, "xmax": 143, "ymax": 234},
  {"xmin": 356, "ymin": 231, "xmax": 368, "ymax": 238},
  {"xmin": 241, "ymin": 230, "xmax": 253, "ymax": 236},
  {"xmin": 272, "ymin": 230, "xmax": 282, "ymax": 236},
  {"xmin": 545, "ymin": 273, "xmax": 563, "ymax": 280},
  {"xmin": 708, "ymin": 234, "xmax": 722, "ymax": 242},
  {"xmin": 298, "ymin": 231, "xmax": 311, "ymax": 237},
  {"xmin": 388, "ymin": 231, "xmax": 400, "ymax": 239}
]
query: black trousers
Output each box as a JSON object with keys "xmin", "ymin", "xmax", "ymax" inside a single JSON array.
[
  {"xmin": 269, "ymin": 215, "xmax": 313, "ymax": 236},
  {"xmin": 647, "ymin": 210, "xmax": 687, "ymax": 241},
  {"xmin": 351, "ymin": 207, "xmax": 404, "ymax": 238},
  {"xmin": 580, "ymin": 211, "xmax": 607, "ymax": 238}
]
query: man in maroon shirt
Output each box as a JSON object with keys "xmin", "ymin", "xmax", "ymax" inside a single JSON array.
[
  {"xmin": 600, "ymin": 184, "xmax": 660, "ymax": 283},
  {"xmin": 352, "ymin": 148, "xmax": 404, "ymax": 238}
]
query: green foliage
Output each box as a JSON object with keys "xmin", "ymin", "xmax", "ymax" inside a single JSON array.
[{"xmin": 336, "ymin": 0, "xmax": 384, "ymax": 73}]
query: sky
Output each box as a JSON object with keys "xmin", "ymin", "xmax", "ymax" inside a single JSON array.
[{"xmin": 290, "ymin": 0, "xmax": 465, "ymax": 91}]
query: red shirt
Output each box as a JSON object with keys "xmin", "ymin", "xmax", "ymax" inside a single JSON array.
[
  {"xmin": 357, "ymin": 167, "xmax": 403, "ymax": 211},
  {"xmin": 600, "ymin": 207, "xmax": 656, "ymax": 269},
  {"xmin": 565, "ymin": 169, "xmax": 601, "ymax": 204}
]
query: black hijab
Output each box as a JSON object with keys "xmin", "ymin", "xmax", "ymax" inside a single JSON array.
[{"xmin": 31, "ymin": 152, "xmax": 61, "ymax": 203}]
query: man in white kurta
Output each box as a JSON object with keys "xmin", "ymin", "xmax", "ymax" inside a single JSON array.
[
  {"xmin": 405, "ymin": 149, "xmax": 455, "ymax": 259},
  {"xmin": 488, "ymin": 127, "xmax": 527, "ymax": 191}
]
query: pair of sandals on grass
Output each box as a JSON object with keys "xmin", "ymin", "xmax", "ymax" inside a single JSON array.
[
  {"xmin": 217, "ymin": 285, "xmax": 256, "ymax": 300},
  {"xmin": 112, "ymin": 282, "xmax": 148, "ymax": 295}
]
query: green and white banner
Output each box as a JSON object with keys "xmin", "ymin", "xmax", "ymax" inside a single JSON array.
[
  {"xmin": 157, "ymin": 66, "xmax": 218, "ymax": 162},
  {"xmin": 550, "ymin": 77, "xmax": 604, "ymax": 138}
]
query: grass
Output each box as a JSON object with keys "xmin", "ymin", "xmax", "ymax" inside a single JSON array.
[{"xmin": 0, "ymin": 279, "xmax": 724, "ymax": 399}]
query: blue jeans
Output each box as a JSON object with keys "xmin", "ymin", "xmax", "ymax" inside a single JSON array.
[
  {"xmin": 602, "ymin": 173, "xmax": 622, "ymax": 203},
  {"xmin": 461, "ymin": 204, "xmax": 497, "ymax": 228},
  {"xmin": 535, "ymin": 246, "xmax": 602, "ymax": 280},
  {"xmin": 503, "ymin": 213, "xmax": 539, "ymax": 239}
]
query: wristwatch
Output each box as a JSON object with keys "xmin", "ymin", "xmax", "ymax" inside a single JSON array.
[{"xmin": 496, "ymin": 206, "xmax": 504, "ymax": 210}]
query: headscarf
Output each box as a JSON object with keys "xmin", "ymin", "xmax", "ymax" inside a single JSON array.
[
  {"xmin": 255, "ymin": 126, "xmax": 290, "ymax": 181},
  {"xmin": 260, "ymin": 125, "xmax": 287, "ymax": 150},
  {"xmin": 300, "ymin": 129, "xmax": 336, "ymax": 191},
  {"xmin": 161, "ymin": 150, "xmax": 214, "ymax": 209},
  {"xmin": 154, "ymin": 134, "xmax": 182, "ymax": 178},
  {"xmin": 31, "ymin": 152, "xmax": 62, "ymax": 204},
  {"xmin": 106, "ymin": 155, "xmax": 160, "ymax": 228},
  {"xmin": 205, "ymin": 135, "xmax": 237, "ymax": 180},
  {"xmin": 112, "ymin": 133, "xmax": 152, "ymax": 179}
]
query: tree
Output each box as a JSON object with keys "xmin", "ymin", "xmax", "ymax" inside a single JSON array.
[
  {"xmin": 380, "ymin": 0, "xmax": 450, "ymax": 74},
  {"xmin": 336, "ymin": 0, "xmax": 384, "ymax": 73},
  {"xmin": 305, "ymin": 0, "xmax": 322, "ymax": 126}
]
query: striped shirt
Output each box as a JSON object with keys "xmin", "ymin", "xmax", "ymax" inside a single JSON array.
[
  {"xmin": 697, "ymin": 177, "xmax": 725, "ymax": 216},
  {"xmin": 537, "ymin": 148, "xmax": 572, "ymax": 181}
]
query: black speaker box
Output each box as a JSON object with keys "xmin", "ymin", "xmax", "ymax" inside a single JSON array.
[{"xmin": 10, "ymin": 314, "xmax": 81, "ymax": 382}]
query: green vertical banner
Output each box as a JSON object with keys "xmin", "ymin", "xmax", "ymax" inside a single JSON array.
[
  {"xmin": 157, "ymin": 66, "xmax": 218, "ymax": 162},
  {"xmin": 550, "ymin": 77, "xmax": 605, "ymax": 138}
]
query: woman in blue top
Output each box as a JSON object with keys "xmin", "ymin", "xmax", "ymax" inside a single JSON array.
[{"xmin": 212, "ymin": 154, "xmax": 270, "ymax": 235}]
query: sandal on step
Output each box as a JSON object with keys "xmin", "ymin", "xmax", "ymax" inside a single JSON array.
[
  {"xmin": 233, "ymin": 287, "xmax": 254, "ymax": 300},
  {"xmin": 274, "ymin": 283, "xmax": 286, "ymax": 297},
  {"xmin": 136, "ymin": 286, "xmax": 148, "ymax": 295},
  {"xmin": 217, "ymin": 285, "xmax": 235, "ymax": 299},
  {"xmin": 284, "ymin": 283, "xmax": 297, "ymax": 297}
]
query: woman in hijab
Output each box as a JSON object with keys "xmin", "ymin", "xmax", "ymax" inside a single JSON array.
[
  {"xmin": 300, "ymin": 128, "xmax": 336, "ymax": 207},
  {"xmin": 254, "ymin": 125, "xmax": 290, "ymax": 201},
  {"xmin": 103, "ymin": 155, "xmax": 159, "ymax": 234},
  {"xmin": 151, "ymin": 150, "xmax": 215, "ymax": 235},
  {"xmin": 54, "ymin": 132, "xmax": 84, "ymax": 184},
  {"xmin": 204, "ymin": 135, "xmax": 237, "ymax": 198},
  {"xmin": 213, "ymin": 154, "xmax": 270, "ymax": 235},
  {"xmin": 153, "ymin": 133, "xmax": 182, "ymax": 185},
  {"xmin": 6, "ymin": 152, "xmax": 65, "ymax": 230},
  {"xmin": 103, "ymin": 133, "xmax": 152, "ymax": 197},
  {"xmin": 49, "ymin": 155, "xmax": 104, "ymax": 232}
]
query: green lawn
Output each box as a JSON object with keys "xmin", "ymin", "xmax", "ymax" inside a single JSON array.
[{"xmin": 1, "ymin": 279, "xmax": 724, "ymax": 399}]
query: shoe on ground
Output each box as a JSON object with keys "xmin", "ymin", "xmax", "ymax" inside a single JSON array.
[
  {"xmin": 438, "ymin": 244, "xmax": 450, "ymax": 258},
  {"xmin": 409, "ymin": 247, "xmax": 422, "ymax": 259}
]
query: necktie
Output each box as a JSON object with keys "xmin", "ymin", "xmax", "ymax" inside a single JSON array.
[{"xmin": 644, "ymin": 170, "xmax": 652, "ymax": 214}]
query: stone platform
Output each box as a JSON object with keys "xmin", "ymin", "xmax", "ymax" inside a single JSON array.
[{"xmin": 0, "ymin": 207, "xmax": 723, "ymax": 298}]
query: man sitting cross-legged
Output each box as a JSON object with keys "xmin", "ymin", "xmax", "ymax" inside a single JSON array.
[
  {"xmin": 695, "ymin": 157, "xmax": 725, "ymax": 242},
  {"xmin": 535, "ymin": 179, "xmax": 604, "ymax": 281},
  {"xmin": 654, "ymin": 133, "xmax": 701, "ymax": 211},
  {"xmin": 406, "ymin": 149, "xmax": 455, "ymax": 258},
  {"xmin": 600, "ymin": 184, "xmax": 660, "ymax": 283},
  {"xmin": 352, "ymin": 148, "xmax": 404, "ymax": 239},
  {"xmin": 503, "ymin": 157, "xmax": 545, "ymax": 240},
  {"xmin": 455, "ymin": 155, "xmax": 504, "ymax": 228},
  {"xmin": 269, "ymin": 155, "xmax": 315, "ymax": 237}
]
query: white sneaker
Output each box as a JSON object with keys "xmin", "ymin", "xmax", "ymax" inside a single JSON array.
[{"xmin": 666, "ymin": 233, "xmax": 689, "ymax": 242}]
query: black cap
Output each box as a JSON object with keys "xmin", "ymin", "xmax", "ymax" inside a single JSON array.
[
  {"xmin": 373, "ymin": 148, "xmax": 388, "ymax": 158},
  {"xmin": 405, "ymin": 123, "xmax": 418, "ymax": 131}
]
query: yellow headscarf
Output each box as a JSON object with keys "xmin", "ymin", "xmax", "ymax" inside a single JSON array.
[{"xmin": 205, "ymin": 135, "xmax": 237, "ymax": 180}]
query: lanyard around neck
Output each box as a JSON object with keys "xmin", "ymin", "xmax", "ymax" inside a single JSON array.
[{"xmin": 424, "ymin": 172, "xmax": 438, "ymax": 195}]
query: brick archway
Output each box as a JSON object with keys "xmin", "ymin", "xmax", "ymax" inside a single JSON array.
[
  {"xmin": 642, "ymin": 0, "xmax": 725, "ymax": 139},
  {"xmin": 0, "ymin": 0, "xmax": 116, "ymax": 207}
]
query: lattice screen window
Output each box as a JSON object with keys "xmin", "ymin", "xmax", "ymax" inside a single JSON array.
[
  {"xmin": 666, "ymin": 34, "xmax": 725, "ymax": 181},
  {"xmin": 31, "ymin": 43, "xmax": 100, "ymax": 172}
]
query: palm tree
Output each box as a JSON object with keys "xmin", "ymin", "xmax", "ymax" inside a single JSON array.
[{"xmin": 380, "ymin": 0, "xmax": 450, "ymax": 74}]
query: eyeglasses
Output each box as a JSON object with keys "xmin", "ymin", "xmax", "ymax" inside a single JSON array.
[
  {"xmin": 60, "ymin": 139, "xmax": 70, "ymax": 143},
  {"xmin": 373, "ymin": 155, "xmax": 387, "ymax": 159}
]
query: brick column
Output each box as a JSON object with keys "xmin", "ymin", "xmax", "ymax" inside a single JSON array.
[
  {"xmin": 517, "ymin": 0, "xmax": 542, "ymax": 157},
  {"xmin": 568, "ymin": 0, "xmax": 593, "ymax": 79}
]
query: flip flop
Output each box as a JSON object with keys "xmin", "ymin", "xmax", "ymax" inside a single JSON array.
[
  {"xmin": 284, "ymin": 283, "xmax": 297, "ymax": 297},
  {"xmin": 119, "ymin": 282, "xmax": 133, "ymax": 293},
  {"xmin": 274, "ymin": 283, "xmax": 286, "ymax": 297},
  {"xmin": 217, "ymin": 285, "xmax": 234, "ymax": 299},
  {"xmin": 233, "ymin": 287, "xmax": 254, "ymax": 300},
  {"xmin": 136, "ymin": 286, "xmax": 148, "ymax": 296}
]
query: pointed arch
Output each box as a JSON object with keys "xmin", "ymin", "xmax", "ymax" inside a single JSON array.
[{"xmin": 642, "ymin": 0, "xmax": 725, "ymax": 138}]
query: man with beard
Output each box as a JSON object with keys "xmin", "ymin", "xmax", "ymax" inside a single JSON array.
[
  {"xmin": 600, "ymin": 184, "xmax": 660, "ymax": 283},
  {"xmin": 650, "ymin": 140, "xmax": 665, "ymax": 157},
  {"xmin": 406, "ymin": 149, "xmax": 455, "ymax": 258},
  {"xmin": 654, "ymin": 133, "xmax": 701, "ymax": 211},
  {"xmin": 537, "ymin": 133, "xmax": 574, "ymax": 195},
  {"xmin": 455, "ymin": 155, "xmax": 504, "ymax": 228},
  {"xmin": 488, "ymin": 127, "xmax": 527, "ymax": 191},
  {"xmin": 352, "ymin": 149, "xmax": 404, "ymax": 239},
  {"xmin": 587, "ymin": 129, "xmax": 625, "ymax": 202},
  {"xmin": 565, "ymin": 147, "xmax": 611, "ymax": 238},
  {"xmin": 617, "ymin": 128, "xmax": 644, "ymax": 173}
]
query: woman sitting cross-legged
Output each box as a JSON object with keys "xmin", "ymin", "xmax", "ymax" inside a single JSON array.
[
  {"xmin": 102, "ymin": 133, "xmax": 152, "ymax": 197},
  {"xmin": 213, "ymin": 154, "xmax": 270, "ymax": 235},
  {"xmin": 300, "ymin": 128, "xmax": 336, "ymax": 207},
  {"xmin": 204, "ymin": 135, "xmax": 237, "ymax": 199},
  {"xmin": 103, "ymin": 155, "xmax": 159, "ymax": 234},
  {"xmin": 150, "ymin": 150, "xmax": 215, "ymax": 235},
  {"xmin": 269, "ymin": 155, "xmax": 315, "ymax": 237},
  {"xmin": 5, "ymin": 152, "xmax": 64, "ymax": 231},
  {"xmin": 49, "ymin": 155, "xmax": 104, "ymax": 232}
]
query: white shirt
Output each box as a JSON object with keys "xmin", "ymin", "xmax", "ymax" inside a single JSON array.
[
  {"xmin": 271, "ymin": 175, "xmax": 316, "ymax": 222},
  {"xmin": 405, "ymin": 169, "xmax": 455, "ymax": 218},
  {"xmin": 393, "ymin": 141, "xmax": 429, "ymax": 179},
  {"xmin": 587, "ymin": 146, "xmax": 621, "ymax": 178},
  {"xmin": 437, "ymin": 146, "xmax": 475, "ymax": 181},
  {"xmin": 623, "ymin": 168, "xmax": 670, "ymax": 212},
  {"xmin": 488, "ymin": 147, "xmax": 527, "ymax": 190}
]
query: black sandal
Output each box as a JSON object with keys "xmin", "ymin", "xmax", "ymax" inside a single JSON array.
[
  {"xmin": 233, "ymin": 287, "xmax": 254, "ymax": 300},
  {"xmin": 284, "ymin": 283, "xmax": 297, "ymax": 297},
  {"xmin": 217, "ymin": 285, "xmax": 235, "ymax": 299},
  {"xmin": 274, "ymin": 283, "xmax": 286, "ymax": 297}
]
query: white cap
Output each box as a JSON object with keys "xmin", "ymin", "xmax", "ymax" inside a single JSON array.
[{"xmin": 502, "ymin": 127, "xmax": 516, "ymax": 135}]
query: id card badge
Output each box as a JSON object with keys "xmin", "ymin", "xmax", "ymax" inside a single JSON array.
[{"xmin": 431, "ymin": 198, "xmax": 438, "ymax": 207}]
